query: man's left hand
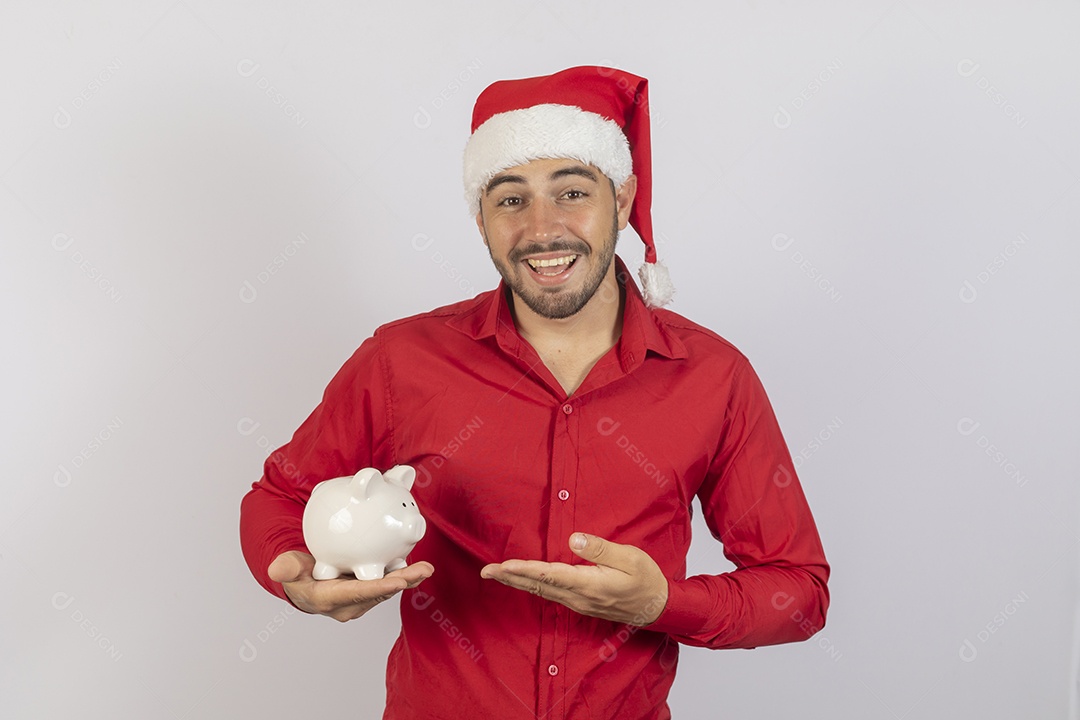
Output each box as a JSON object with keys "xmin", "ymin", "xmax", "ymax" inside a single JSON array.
[{"xmin": 480, "ymin": 533, "xmax": 668, "ymax": 626}]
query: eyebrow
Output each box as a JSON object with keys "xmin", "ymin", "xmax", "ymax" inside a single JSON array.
[
  {"xmin": 484, "ymin": 164, "xmax": 599, "ymax": 195},
  {"xmin": 550, "ymin": 165, "xmax": 598, "ymax": 183},
  {"xmin": 485, "ymin": 174, "xmax": 525, "ymax": 195}
]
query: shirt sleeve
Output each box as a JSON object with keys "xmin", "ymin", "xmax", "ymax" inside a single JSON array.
[
  {"xmin": 238, "ymin": 334, "xmax": 394, "ymax": 602},
  {"xmin": 645, "ymin": 358, "xmax": 831, "ymax": 649}
]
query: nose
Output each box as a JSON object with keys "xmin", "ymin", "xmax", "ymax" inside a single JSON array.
[{"xmin": 522, "ymin": 197, "xmax": 563, "ymax": 242}]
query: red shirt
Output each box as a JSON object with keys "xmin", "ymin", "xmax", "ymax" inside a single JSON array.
[{"xmin": 240, "ymin": 256, "xmax": 829, "ymax": 719}]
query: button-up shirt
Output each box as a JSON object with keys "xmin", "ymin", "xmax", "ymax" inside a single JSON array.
[{"xmin": 240, "ymin": 255, "xmax": 830, "ymax": 719}]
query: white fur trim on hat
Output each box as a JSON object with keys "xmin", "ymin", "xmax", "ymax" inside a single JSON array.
[
  {"xmin": 463, "ymin": 103, "xmax": 632, "ymax": 215},
  {"xmin": 638, "ymin": 259, "xmax": 674, "ymax": 308}
]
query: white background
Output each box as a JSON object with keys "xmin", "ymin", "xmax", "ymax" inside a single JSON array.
[{"xmin": 2, "ymin": 1, "xmax": 1078, "ymax": 718}]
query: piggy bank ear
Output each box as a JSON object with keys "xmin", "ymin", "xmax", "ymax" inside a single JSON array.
[
  {"xmin": 383, "ymin": 465, "xmax": 416, "ymax": 491},
  {"xmin": 349, "ymin": 468, "xmax": 381, "ymax": 497}
]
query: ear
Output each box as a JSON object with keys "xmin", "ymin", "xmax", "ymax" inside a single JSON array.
[
  {"xmin": 383, "ymin": 464, "xmax": 417, "ymax": 492},
  {"xmin": 614, "ymin": 174, "xmax": 637, "ymax": 231},
  {"xmin": 349, "ymin": 467, "xmax": 380, "ymax": 497}
]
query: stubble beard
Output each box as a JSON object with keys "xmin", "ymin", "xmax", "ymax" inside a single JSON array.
[{"xmin": 485, "ymin": 212, "xmax": 619, "ymax": 320}]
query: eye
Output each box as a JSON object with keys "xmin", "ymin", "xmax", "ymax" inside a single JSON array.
[
  {"xmin": 401, "ymin": 502, "xmax": 407, "ymax": 507},
  {"xmin": 496, "ymin": 196, "xmax": 522, "ymax": 207},
  {"xmin": 563, "ymin": 189, "xmax": 588, "ymax": 200}
]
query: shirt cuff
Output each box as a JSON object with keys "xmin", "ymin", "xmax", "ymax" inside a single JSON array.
[{"xmin": 644, "ymin": 576, "xmax": 715, "ymax": 637}]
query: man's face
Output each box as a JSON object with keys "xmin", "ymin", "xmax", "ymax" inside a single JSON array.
[{"xmin": 475, "ymin": 158, "xmax": 636, "ymax": 320}]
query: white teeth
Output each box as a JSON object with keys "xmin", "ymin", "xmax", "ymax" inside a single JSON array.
[{"xmin": 526, "ymin": 255, "xmax": 577, "ymax": 268}]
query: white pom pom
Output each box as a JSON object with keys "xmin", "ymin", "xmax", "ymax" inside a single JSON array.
[{"xmin": 638, "ymin": 260, "xmax": 674, "ymax": 309}]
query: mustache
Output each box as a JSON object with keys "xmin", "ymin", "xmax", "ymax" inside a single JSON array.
[{"xmin": 508, "ymin": 241, "xmax": 590, "ymax": 264}]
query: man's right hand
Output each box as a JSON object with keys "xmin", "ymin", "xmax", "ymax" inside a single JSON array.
[{"xmin": 267, "ymin": 551, "xmax": 434, "ymax": 623}]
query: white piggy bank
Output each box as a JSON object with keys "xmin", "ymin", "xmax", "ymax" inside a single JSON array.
[{"xmin": 302, "ymin": 465, "xmax": 426, "ymax": 580}]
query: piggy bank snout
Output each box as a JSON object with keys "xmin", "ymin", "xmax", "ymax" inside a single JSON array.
[
  {"xmin": 409, "ymin": 514, "xmax": 427, "ymax": 543},
  {"xmin": 380, "ymin": 495, "xmax": 425, "ymax": 544},
  {"xmin": 392, "ymin": 502, "xmax": 425, "ymax": 543}
]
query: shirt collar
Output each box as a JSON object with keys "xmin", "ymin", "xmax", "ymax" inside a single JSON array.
[{"xmin": 446, "ymin": 255, "xmax": 686, "ymax": 367}]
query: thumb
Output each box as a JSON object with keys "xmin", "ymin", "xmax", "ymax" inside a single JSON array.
[
  {"xmin": 569, "ymin": 533, "xmax": 615, "ymax": 565},
  {"xmin": 268, "ymin": 551, "xmax": 314, "ymax": 584}
]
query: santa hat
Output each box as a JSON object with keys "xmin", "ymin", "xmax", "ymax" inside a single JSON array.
[{"xmin": 463, "ymin": 65, "xmax": 673, "ymax": 308}]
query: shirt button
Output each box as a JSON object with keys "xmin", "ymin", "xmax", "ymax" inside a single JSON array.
[
  {"xmin": 562, "ymin": 403, "xmax": 573, "ymax": 414},
  {"xmin": 548, "ymin": 664, "xmax": 559, "ymax": 676},
  {"xmin": 558, "ymin": 489, "xmax": 569, "ymax": 501}
]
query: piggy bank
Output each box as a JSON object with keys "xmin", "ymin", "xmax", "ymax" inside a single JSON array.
[{"xmin": 302, "ymin": 465, "xmax": 426, "ymax": 580}]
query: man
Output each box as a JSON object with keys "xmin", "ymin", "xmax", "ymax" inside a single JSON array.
[{"xmin": 240, "ymin": 66, "xmax": 829, "ymax": 719}]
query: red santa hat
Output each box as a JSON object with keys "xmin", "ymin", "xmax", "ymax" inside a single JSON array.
[{"xmin": 463, "ymin": 65, "xmax": 674, "ymax": 308}]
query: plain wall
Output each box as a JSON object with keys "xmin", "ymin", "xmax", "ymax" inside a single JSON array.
[{"xmin": 2, "ymin": 1, "xmax": 1078, "ymax": 717}]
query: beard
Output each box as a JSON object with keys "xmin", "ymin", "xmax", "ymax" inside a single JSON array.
[{"xmin": 484, "ymin": 210, "xmax": 619, "ymax": 320}]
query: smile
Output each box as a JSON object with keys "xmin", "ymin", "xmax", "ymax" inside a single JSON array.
[{"xmin": 525, "ymin": 254, "xmax": 578, "ymax": 276}]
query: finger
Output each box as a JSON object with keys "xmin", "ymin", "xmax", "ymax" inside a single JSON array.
[
  {"xmin": 304, "ymin": 575, "xmax": 410, "ymax": 612},
  {"xmin": 481, "ymin": 560, "xmax": 558, "ymax": 582},
  {"xmin": 385, "ymin": 561, "xmax": 435, "ymax": 588},
  {"xmin": 268, "ymin": 551, "xmax": 314, "ymax": 584},
  {"xmin": 483, "ymin": 569, "xmax": 555, "ymax": 597},
  {"xmin": 481, "ymin": 568, "xmax": 605, "ymax": 617},
  {"xmin": 480, "ymin": 561, "xmax": 641, "ymax": 621},
  {"xmin": 482, "ymin": 561, "xmax": 600, "ymax": 595},
  {"xmin": 343, "ymin": 576, "xmax": 410, "ymax": 602}
]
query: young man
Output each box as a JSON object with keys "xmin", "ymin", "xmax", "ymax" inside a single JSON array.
[{"xmin": 240, "ymin": 66, "xmax": 830, "ymax": 719}]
